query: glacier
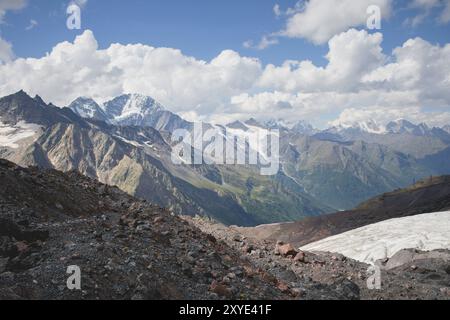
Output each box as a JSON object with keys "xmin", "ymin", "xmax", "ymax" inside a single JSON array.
[{"xmin": 301, "ymin": 211, "xmax": 450, "ymax": 264}]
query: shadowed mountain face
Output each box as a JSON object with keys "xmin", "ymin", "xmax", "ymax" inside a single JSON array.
[
  {"xmin": 278, "ymin": 133, "xmax": 432, "ymax": 210},
  {"xmin": 236, "ymin": 175, "xmax": 450, "ymax": 247}
]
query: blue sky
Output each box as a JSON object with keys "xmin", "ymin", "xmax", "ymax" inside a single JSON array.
[
  {"xmin": 2, "ymin": 0, "xmax": 450, "ymax": 66},
  {"xmin": 0, "ymin": 0, "xmax": 449, "ymax": 127}
]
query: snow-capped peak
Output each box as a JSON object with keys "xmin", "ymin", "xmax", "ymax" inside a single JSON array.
[
  {"xmin": 68, "ymin": 97, "xmax": 108, "ymax": 121},
  {"xmin": 244, "ymin": 118, "xmax": 264, "ymax": 128},
  {"xmin": 332, "ymin": 119, "xmax": 387, "ymax": 135},
  {"xmin": 386, "ymin": 119, "xmax": 431, "ymax": 135},
  {"xmin": 226, "ymin": 120, "xmax": 249, "ymax": 131},
  {"xmin": 103, "ymin": 94, "xmax": 164, "ymax": 121},
  {"xmin": 67, "ymin": 94, "xmax": 192, "ymax": 131},
  {"xmin": 291, "ymin": 120, "xmax": 317, "ymax": 135}
]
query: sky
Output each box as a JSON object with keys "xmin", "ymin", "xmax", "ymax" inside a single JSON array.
[{"xmin": 0, "ymin": 0, "xmax": 450, "ymax": 128}]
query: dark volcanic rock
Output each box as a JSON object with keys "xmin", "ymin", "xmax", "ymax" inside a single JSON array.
[{"xmin": 0, "ymin": 159, "xmax": 288, "ymax": 300}]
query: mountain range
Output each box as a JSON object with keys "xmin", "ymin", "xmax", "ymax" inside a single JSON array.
[{"xmin": 1, "ymin": 90, "xmax": 450, "ymax": 226}]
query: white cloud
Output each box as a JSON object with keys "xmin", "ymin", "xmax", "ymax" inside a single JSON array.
[
  {"xmin": 0, "ymin": 30, "xmax": 262, "ymax": 114},
  {"xmin": 243, "ymin": 35, "xmax": 279, "ymax": 50},
  {"xmin": 331, "ymin": 106, "xmax": 450, "ymax": 128},
  {"xmin": 412, "ymin": 0, "xmax": 441, "ymax": 9},
  {"xmin": 440, "ymin": 0, "xmax": 450, "ymax": 23},
  {"xmin": 235, "ymin": 29, "xmax": 450, "ymax": 127},
  {"xmin": 362, "ymin": 37, "xmax": 450, "ymax": 107},
  {"xmin": 0, "ymin": 36, "xmax": 13, "ymax": 63},
  {"xmin": 280, "ymin": 0, "xmax": 392, "ymax": 44},
  {"xmin": 405, "ymin": 0, "xmax": 450, "ymax": 26},
  {"xmin": 273, "ymin": 4, "xmax": 281, "ymax": 17},
  {"xmin": 70, "ymin": 0, "xmax": 88, "ymax": 9},
  {"xmin": 0, "ymin": 0, "xmax": 28, "ymax": 62},
  {"xmin": 25, "ymin": 19, "xmax": 37, "ymax": 30},
  {"xmin": 258, "ymin": 29, "xmax": 385, "ymax": 92},
  {"xmin": 0, "ymin": 0, "xmax": 27, "ymax": 23},
  {"xmin": 0, "ymin": 29, "xmax": 449, "ymax": 128}
]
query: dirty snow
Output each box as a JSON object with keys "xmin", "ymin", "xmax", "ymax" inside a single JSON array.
[
  {"xmin": 0, "ymin": 120, "xmax": 41, "ymax": 149},
  {"xmin": 301, "ymin": 211, "xmax": 450, "ymax": 264}
]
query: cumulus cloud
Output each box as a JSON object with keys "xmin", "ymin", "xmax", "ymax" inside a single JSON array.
[
  {"xmin": 279, "ymin": 0, "xmax": 392, "ymax": 44},
  {"xmin": 0, "ymin": 30, "xmax": 262, "ymax": 114},
  {"xmin": 258, "ymin": 29, "xmax": 385, "ymax": 92},
  {"xmin": 0, "ymin": 29, "xmax": 449, "ymax": 127},
  {"xmin": 0, "ymin": 36, "xmax": 13, "ymax": 63},
  {"xmin": 362, "ymin": 37, "xmax": 450, "ymax": 107},
  {"xmin": 234, "ymin": 29, "xmax": 450, "ymax": 127}
]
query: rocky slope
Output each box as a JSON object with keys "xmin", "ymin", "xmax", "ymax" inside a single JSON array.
[
  {"xmin": 188, "ymin": 217, "xmax": 450, "ymax": 300},
  {"xmin": 2, "ymin": 158, "xmax": 448, "ymax": 300},
  {"xmin": 0, "ymin": 158, "xmax": 291, "ymax": 299}
]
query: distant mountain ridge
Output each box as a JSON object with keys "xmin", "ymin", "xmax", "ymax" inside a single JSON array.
[
  {"xmin": 1, "ymin": 90, "xmax": 450, "ymax": 225},
  {"xmin": 326, "ymin": 119, "xmax": 450, "ymax": 138},
  {"xmin": 0, "ymin": 91, "xmax": 331, "ymax": 225},
  {"xmin": 67, "ymin": 93, "xmax": 450, "ymax": 140}
]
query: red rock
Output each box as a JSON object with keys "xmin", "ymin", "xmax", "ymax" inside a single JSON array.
[
  {"xmin": 153, "ymin": 216, "xmax": 163, "ymax": 224},
  {"xmin": 15, "ymin": 241, "xmax": 29, "ymax": 253},
  {"xmin": 243, "ymin": 265, "xmax": 254, "ymax": 277},
  {"xmin": 277, "ymin": 281, "xmax": 289, "ymax": 293},
  {"xmin": 278, "ymin": 243, "xmax": 298, "ymax": 257},
  {"xmin": 293, "ymin": 251, "xmax": 306, "ymax": 262},
  {"xmin": 209, "ymin": 280, "xmax": 232, "ymax": 298},
  {"xmin": 440, "ymin": 288, "xmax": 450, "ymax": 297}
]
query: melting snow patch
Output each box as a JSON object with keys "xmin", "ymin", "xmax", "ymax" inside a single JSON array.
[
  {"xmin": 0, "ymin": 120, "xmax": 41, "ymax": 149},
  {"xmin": 301, "ymin": 211, "xmax": 450, "ymax": 264}
]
